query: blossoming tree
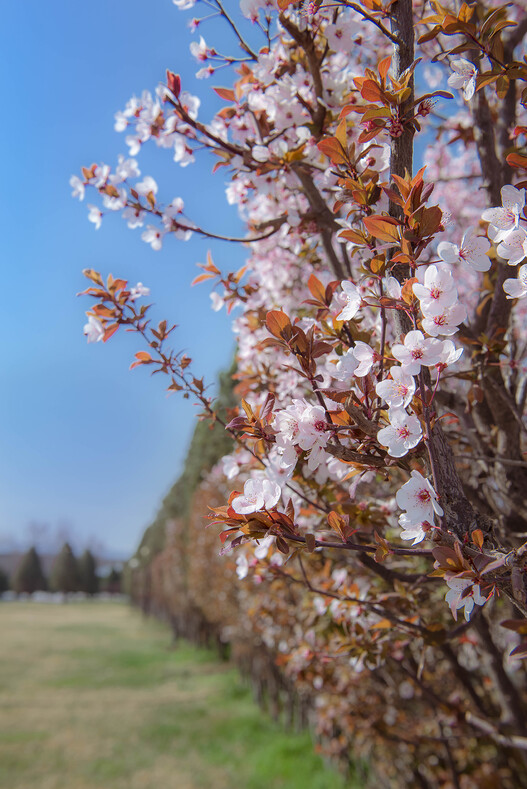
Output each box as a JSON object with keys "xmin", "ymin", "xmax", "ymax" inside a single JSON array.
[{"xmin": 75, "ymin": 0, "xmax": 527, "ymax": 785}]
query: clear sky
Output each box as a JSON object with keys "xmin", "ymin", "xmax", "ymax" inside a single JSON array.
[{"xmin": 1, "ymin": 1, "xmax": 249, "ymax": 556}]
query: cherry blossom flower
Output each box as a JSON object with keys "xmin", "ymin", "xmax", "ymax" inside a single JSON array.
[
  {"xmin": 437, "ymin": 228, "xmax": 491, "ymax": 272},
  {"xmin": 135, "ymin": 175, "xmax": 158, "ymax": 196},
  {"xmin": 330, "ymin": 348, "xmax": 359, "ymax": 381},
  {"xmin": 391, "ymin": 330, "xmax": 443, "ymax": 375},
  {"xmin": 197, "ymin": 65, "xmax": 215, "ymax": 79},
  {"xmin": 70, "ymin": 175, "xmax": 85, "ymax": 201},
  {"xmin": 503, "ymin": 264, "xmax": 527, "ymax": 300},
  {"xmin": 398, "ymin": 514, "xmax": 432, "ymax": 545},
  {"xmin": 377, "ymin": 409, "xmax": 422, "ymax": 457},
  {"xmin": 87, "ymin": 205, "xmax": 103, "ymax": 230},
  {"xmin": 235, "ymin": 552, "xmax": 250, "ymax": 580},
  {"xmin": 253, "ymin": 534, "xmax": 275, "ymax": 560},
  {"xmin": 444, "ymin": 576, "xmax": 488, "ymax": 621},
  {"xmin": 360, "ymin": 142, "xmax": 390, "ymax": 173},
  {"xmin": 447, "ymin": 58, "xmax": 478, "ymax": 101},
  {"xmin": 396, "ymin": 470, "xmax": 443, "ymax": 524},
  {"xmin": 83, "ymin": 315, "xmax": 104, "ymax": 343},
  {"xmin": 481, "ymin": 185, "xmax": 526, "ymax": 242},
  {"xmin": 412, "ymin": 264, "xmax": 457, "ymax": 316},
  {"xmin": 129, "ymin": 282, "xmax": 150, "ymax": 301},
  {"xmin": 222, "ymin": 455, "xmax": 240, "ymax": 480},
  {"xmin": 421, "ymin": 302, "xmax": 467, "ymax": 336},
  {"xmin": 496, "ymin": 227, "xmax": 527, "ymax": 266},
  {"xmin": 141, "ymin": 225, "xmax": 165, "ymax": 251},
  {"xmin": 102, "ymin": 187, "xmax": 127, "ymax": 212},
  {"xmin": 92, "ymin": 164, "xmax": 110, "ymax": 188},
  {"xmin": 210, "ymin": 292, "xmax": 225, "ymax": 311},
  {"xmin": 263, "ymin": 451, "xmax": 295, "ymax": 489},
  {"xmin": 336, "ymin": 281, "xmax": 361, "ymax": 321},
  {"xmin": 113, "ymin": 155, "xmax": 140, "ymax": 183},
  {"xmin": 231, "ymin": 477, "xmax": 281, "ymax": 514},
  {"xmin": 324, "ymin": 16, "xmax": 360, "ymax": 52},
  {"xmin": 296, "ymin": 405, "xmax": 330, "ymax": 452},
  {"xmin": 437, "ymin": 339, "xmax": 464, "ymax": 369},
  {"xmin": 375, "ymin": 367, "xmax": 415, "ymax": 408},
  {"xmin": 190, "ymin": 35, "xmax": 208, "ymax": 62},
  {"xmin": 353, "ymin": 341, "xmax": 377, "ymax": 377},
  {"xmin": 122, "ymin": 206, "xmax": 145, "ymax": 229},
  {"xmin": 252, "ymin": 145, "xmax": 270, "ymax": 163},
  {"xmin": 383, "ymin": 276, "xmax": 402, "ymax": 299}
]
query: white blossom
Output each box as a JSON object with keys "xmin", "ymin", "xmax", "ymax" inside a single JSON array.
[
  {"xmin": 336, "ymin": 281, "xmax": 361, "ymax": 321},
  {"xmin": 482, "ymin": 185, "xmax": 526, "ymax": 242},
  {"xmin": 83, "ymin": 315, "xmax": 104, "ymax": 343},
  {"xmin": 129, "ymin": 282, "xmax": 150, "ymax": 301},
  {"xmin": 447, "ymin": 58, "xmax": 477, "ymax": 101},
  {"xmin": 375, "ymin": 367, "xmax": 415, "ymax": 408},
  {"xmin": 377, "ymin": 409, "xmax": 422, "ymax": 457},
  {"xmin": 503, "ymin": 264, "xmax": 527, "ymax": 300},
  {"xmin": 396, "ymin": 470, "xmax": 443, "ymax": 525},
  {"xmin": 445, "ymin": 577, "xmax": 487, "ymax": 621},
  {"xmin": 231, "ymin": 477, "xmax": 281, "ymax": 514},
  {"xmin": 496, "ymin": 227, "xmax": 527, "ymax": 266},
  {"xmin": 87, "ymin": 205, "xmax": 102, "ymax": 230},
  {"xmin": 141, "ymin": 225, "xmax": 165, "ymax": 251},
  {"xmin": 437, "ymin": 228, "xmax": 491, "ymax": 272},
  {"xmin": 392, "ymin": 330, "xmax": 443, "ymax": 375}
]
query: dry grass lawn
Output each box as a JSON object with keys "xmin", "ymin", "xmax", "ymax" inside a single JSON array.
[{"xmin": 0, "ymin": 601, "xmax": 349, "ymax": 789}]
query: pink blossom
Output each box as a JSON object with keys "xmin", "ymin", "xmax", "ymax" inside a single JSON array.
[
  {"xmin": 231, "ymin": 477, "xmax": 281, "ymax": 514},
  {"xmin": 83, "ymin": 315, "xmax": 104, "ymax": 343},
  {"xmin": 375, "ymin": 367, "xmax": 415, "ymax": 408},
  {"xmin": 503, "ymin": 264, "xmax": 527, "ymax": 300},
  {"xmin": 190, "ymin": 36, "xmax": 208, "ymax": 62},
  {"xmin": 437, "ymin": 228, "xmax": 491, "ymax": 272},
  {"xmin": 377, "ymin": 409, "xmax": 422, "ymax": 458},
  {"xmin": 392, "ymin": 330, "xmax": 443, "ymax": 375},
  {"xmin": 353, "ymin": 341, "xmax": 376, "ymax": 377},
  {"xmin": 336, "ymin": 281, "xmax": 361, "ymax": 321},
  {"xmin": 482, "ymin": 185, "xmax": 526, "ymax": 242},
  {"xmin": 135, "ymin": 176, "xmax": 158, "ymax": 196},
  {"xmin": 141, "ymin": 225, "xmax": 165, "ymax": 251},
  {"xmin": 396, "ymin": 470, "xmax": 443, "ymax": 524},
  {"xmin": 421, "ymin": 302, "xmax": 467, "ymax": 336},
  {"xmin": 331, "ymin": 348, "xmax": 359, "ymax": 382},
  {"xmin": 130, "ymin": 282, "xmax": 150, "ymax": 301},
  {"xmin": 87, "ymin": 205, "xmax": 102, "ymax": 230},
  {"xmin": 412, "ymin": 264, "xmax": 457, "ymax": 316},
  {"xmin": 398, "ymin": 514, "xmax": 432, "ymax": 545},
  {"xmin": 437, "ymin": 339, "xmax": 464, "ymax": 368},
  {"xmin": 444, "ymin": 576, "xmax": 488, "ymax": 621},
  {"xmin": 447, "ymin": 59, "xmax": 477, "ymax": 101},
  {"xmin": 496, "ymin": 227, "xmax": 527, "ymax": 266},
  {"xmin": 70, "ymin": 175, "xmax": 85, "ymax": 201}
]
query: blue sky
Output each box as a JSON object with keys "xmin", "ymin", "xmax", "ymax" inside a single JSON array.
[{"xmin": 1, "ymin": 1, "xmax": 251, "ymax": 556}]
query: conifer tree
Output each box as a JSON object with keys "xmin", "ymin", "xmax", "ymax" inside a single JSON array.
[
  {"xmin": 12, "ymin": 547, "xmax": 47, "ymax": 594},
  {"xmin": 0, "ymin": 565, "xmax": 10, "ymax": 594},
  {"xmin": 50, "ymin": 543, "xmax": 80, "ymax": 593},
  {"xmin": 78, "ymin": 549, "xmax": 99, "ymax": 595}
]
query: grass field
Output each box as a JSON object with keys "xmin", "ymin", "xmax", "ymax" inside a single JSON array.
[{"xmin": 0, "ymin": 601, "xmax": 349, "ymax": 789}]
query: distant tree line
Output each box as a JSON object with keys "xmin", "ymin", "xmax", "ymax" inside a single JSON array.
[{"xmin": 0, "ymin": 544, "xmax": 122, "ymax": 596}]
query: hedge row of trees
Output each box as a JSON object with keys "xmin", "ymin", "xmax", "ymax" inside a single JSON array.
[{"xmin": 6, "ymin": 545, "xmax": 102, "ymax": 595}]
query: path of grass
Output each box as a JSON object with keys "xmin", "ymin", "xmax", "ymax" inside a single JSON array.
[{"xmin": 0, "ymin": 601, "xmax": 350, "ymax": 789}]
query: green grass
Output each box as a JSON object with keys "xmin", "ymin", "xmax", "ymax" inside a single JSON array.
[{"xmin": 0, "ymin": 601, "xmax": 353, "ymax": 789}]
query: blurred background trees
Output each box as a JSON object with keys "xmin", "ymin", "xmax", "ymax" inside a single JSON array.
[
  {"xmin": 12, "ymin": 547, "xmax": 47, "ymax": 594},
  {"xmin": 49, "ymin": 543, "xmax": 80, "ymax": 594}
]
